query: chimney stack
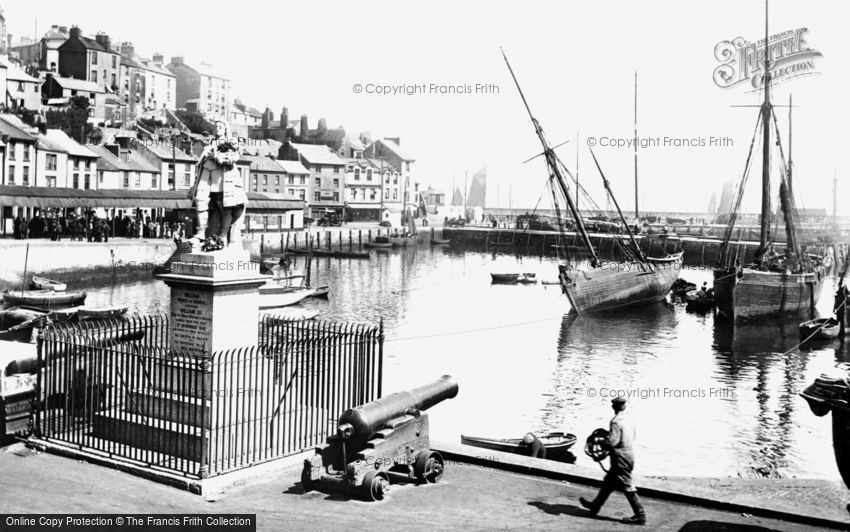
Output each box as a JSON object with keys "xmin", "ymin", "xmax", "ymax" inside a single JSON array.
[
  {"xmin": 300, "ymin": 114, "xmax": 308, "ymax": 140},
  {"xmin": 152, "ymin": 53, "xmax": 164, "ymax": 65},
  {"xmin": 69, "ymin": 26, "xmax": 81, "ymax": 40},
  {"xmin": 280, "ymin": 107, "xmax": 288, "ymax": 131},
  {"xmin": 261, "ymin": 107, "xmax": 271, "ymax": 129},
  {"xmin": 94, "ymin": 32, "xmax": 111, "ymax": 51},
  {"xmin": 170, "ymin": 56, "xmax": 184, "ymax": 67}
]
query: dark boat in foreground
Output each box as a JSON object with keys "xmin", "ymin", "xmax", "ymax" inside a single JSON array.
[
  {"xmin": 685, "ymin": 290, "xmax": 715, "ymax": 313},
  {"xmin": 461, "ymin": 432, "xmax": 577, "ymax": 462},
  {"xmin": 0, "ymin": 308, "xmax": 46, "ymax": 342},
  {"xmin": 491, "ymin": 273, "xmax": 537, "ymax": 284},
  {"xmin": 3, "ymin": 289, "xmax": 87, "ymax": 308},
  {"xmin": 306, "ymin": 285, "xmax": 330, "ymax": 299},
  {"xmin": 799, "ymin": 317, "xmax": 840, "ymax": 341},
  {"xmin": 431, "ymin": 238, "xmax": 451, "ymax": 245}
]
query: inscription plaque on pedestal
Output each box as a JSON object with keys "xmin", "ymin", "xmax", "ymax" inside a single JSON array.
[{"xmin": 158, "ymin": 249, "xmax": 270, "ymax": 355}]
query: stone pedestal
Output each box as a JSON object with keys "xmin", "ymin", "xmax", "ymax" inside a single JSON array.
[{"xmin": 156, "ymin": 247, "xmax": 270, "ymax": 355}]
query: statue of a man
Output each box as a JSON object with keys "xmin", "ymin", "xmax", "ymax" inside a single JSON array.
[{"xmin": 188, "ymin": 121, "xmax": 248, "ymax": 251}]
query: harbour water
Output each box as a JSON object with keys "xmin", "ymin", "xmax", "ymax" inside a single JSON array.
[{"xmin": 70, "ymin": 245, "xmax": 841, "ymax": 480}]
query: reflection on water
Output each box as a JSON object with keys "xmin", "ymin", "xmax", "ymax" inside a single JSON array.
[{"xmin": 38, "ymin": 247, "xmax": 843, "ymax": 479}]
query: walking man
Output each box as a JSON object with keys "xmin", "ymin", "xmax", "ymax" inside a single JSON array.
[{"xmin": 580, "ymin": 397, "xmax": 646, "ymax": 525}]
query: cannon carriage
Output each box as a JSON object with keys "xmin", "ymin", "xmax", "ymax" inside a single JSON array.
[{"xmin": 302, "ymin": 375, "xmax": 458, "ymax": 500}]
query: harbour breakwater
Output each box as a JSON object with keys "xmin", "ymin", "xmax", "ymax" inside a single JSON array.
[{"xmin": 440, "ymin": 227, "xmax": 830, "ymax": 267}]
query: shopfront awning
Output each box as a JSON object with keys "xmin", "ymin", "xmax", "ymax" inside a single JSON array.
[
  {"xmin": 0, "ymin": 186, "xmax": 306, "ymax": 212},
  {"xmin": 0, "ymin": 186, "xmax": 192, "ymax": 209}
]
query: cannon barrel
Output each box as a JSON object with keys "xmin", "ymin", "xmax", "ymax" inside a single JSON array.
[{"xmin": 338, "ymin": 375, "xmax": 458, "ymax": 440}]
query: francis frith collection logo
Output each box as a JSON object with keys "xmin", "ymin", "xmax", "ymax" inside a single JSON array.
[{"xmin": 713, "ymin": 27, "xmax": 822, "ymax": 90}]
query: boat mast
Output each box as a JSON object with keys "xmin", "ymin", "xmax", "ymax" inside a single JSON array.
[
  {"xmin": 788, "ymin": 93, "xmax": 793, "ymax": 193},
  {"xmin": 500, "ymin": 48, "xmax": 599, "ymax": 265},
  {"xmin": 589, "ymin": 147, "xmax": 646, "ymax": 261},
  {"xmin": 634, "ymin": 71, "xmax": 639, "ymax": 220},
  {"xmin": 758, "ymin": 0, "xmax": 772, "ymax": 253}
]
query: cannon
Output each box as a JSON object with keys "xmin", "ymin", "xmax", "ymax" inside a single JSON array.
[{"xmin": 302, "ymin": 375, "xmax": 458, "ymax": 500}]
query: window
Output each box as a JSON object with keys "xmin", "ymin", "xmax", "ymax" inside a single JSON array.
[
  {"xmin": 352, "ymin": 189, "xmax": 358, "ymax": 200},
  {"xmin": 314, "ymin": 177, "xmax": 320, "ymax": 187},
  {"xmin": 73, "ymin": 158, "xmax": 80, "ymax": 170},
  {"xmin": 73, "ymin": 173, "xmax": 79, "ymax": 188},
  {"xmin": 23, "ymin": 146, "xmax": 29, "ymax": 162},
  {"xmin": 314, "ymin": 165, "xmax": 322, "ymax": 173},
  {"xmin": 46, "ymin": 154, "xmax": 57, "ymax": 171},
  {"xmin": 91, "ymin": 70, "xmax": 97, "ymax": 83},
  {"xmin": 46, "ymin": 176, "xmax": 56, "ymax": 187},
  {"xmin": 275, "ymin": 176, "xmax": 280, "ymax": 186},
  {"xmin": 151, "ymin": 174, "xmax": 158, "ymax": 189},
  {"xmin": 168, "ymin": 164, "xmax": 175, "ymax": 187},
  {"xmin": 252, "ymin": 175, "xmax": 258, "ymax": 187},
  {"xmin": 385, "ymin": 174, "xmax": 389, "ymax": 185},
  {"xmin": 184, "ymin": 165, "xmax": 192, "ymax": 186},
  {"xmin": 392, "ymin": 190, "xmax": 397, "ymax": 200},
  {"xmin": 370, "ymin": 190, "xmax": 376, "ymax": 200},
  {"xmin": 313, "ymin": 191, "xmax": 320, "ymax": 202},
  {"xmin": 288, "ymin": 176, "xmax": 294, "ymax": 184},
  {"xmin": 91, "ymin": 52, "xmax": 98, "ymax": 65},
  {"xmin": 112, "ymin": 55, "xmax": 117, "ymax": 68},
  {"xmin": 111, "ymin": 73, "xmax": 116, "ymax": 86},
  {"xmin": 333, "ymin": 178, "xmax": 339, "ymax": 188},
  {"xmin": 333, "ymin": 192, "xmax": 339, "ymax": 202},
  {"xmin": 84, "ymin": 175, "xmax": 91, "ymax": 189},
  {"xmin": 134, "ymin": 173, "xmax": 140, "ymax": 188},
  {"xmin": 288, "ymin": 188, "xmax": 295, "ymax": 196},
  {"xmin": 99, "ymin": 171, "xmax": 104, "ymax": 184},
  {"xmin": 7, "ymin": 166, "xmax": 14, "ymax": 184},
  {"xmin": 7, "ymin": 142, "xmax": 13, "ymax": 161},
  {"xmin": 299, "ymin": 190, "xmax": 305, "ymax": 200},
  {"xmin": 22, "ymin": 167, "xmax": 29, "ymax": 185},
  {"xmin": 300, "ymin": 176, "xmax": 305, "ymax": 185},
  {"xmin": 393, "ymin": 174, "xmax": 398, "ymax": 185},
  {"xmin": 333, "ymin": 166, "xmax": 339, "ymax": 174},
  {"xmin": 406, "ymin": 162, "xmax": 410, "ymax": 172},
  {"xmin": 262, "ymin": 175, "xmax": 268, "ymax": 186},
  {"xmin": 354, "ymin": 168, "xmax": 360, "ymax": 180},
  {"xmin": 123, "ymin": 171, "xmax": 129, "ymax": 188},
  {"xmin": 17, "ymin": 81, "xmax": 23, "ymax": 91},
  {"xmin": 384, "ymin": 189, "xmax": 389, "ymax": 200},
  {"xmin": 86, "ymin": 160, "xmax": 92, "ymax": 170}
]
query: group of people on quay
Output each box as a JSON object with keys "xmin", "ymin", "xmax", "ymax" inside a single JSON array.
[{"xmin": 10, "ymin": 213, "xmax": 191, "ymax": 242}]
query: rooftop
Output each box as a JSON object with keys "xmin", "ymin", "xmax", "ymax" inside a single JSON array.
[
  {"xmin": 87, "ymin": 144, "xmax": 160, "ymax": 173},
  {"xmin": 42, "ymin": 130, "xmax": 99, "ymax": 158},
  {"xmin": 288, "ymin": 142, "xmax": 346, "ymax": 166},
  {"xmin": 0, "ymin": 115, "xmax": 37, "ymax": 143},
  {"xmin": 48, "ymin": 75, "xmax": 104, "ymax": 94}
]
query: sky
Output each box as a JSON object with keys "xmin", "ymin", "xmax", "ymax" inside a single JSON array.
[{"xmin": 6, "ymin": 0, "xmax": 848, "ymax": 214}]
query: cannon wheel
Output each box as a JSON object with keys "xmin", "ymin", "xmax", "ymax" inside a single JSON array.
[
  {"xmin": 414, "ymin": 450, "xmax": 445, "ymax": 484},
  {"xmin": 362, "ymin": 470, "xmax": 390, "ymax": 501}
]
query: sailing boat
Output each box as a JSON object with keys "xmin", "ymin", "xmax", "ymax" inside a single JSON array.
[
  {"xmin": 712, "ymin": 2, "xmax": 825, "ymax": 320},
  {"xmin": 502, "ymin": 51, "xmax": 683, "ymax": 313}
]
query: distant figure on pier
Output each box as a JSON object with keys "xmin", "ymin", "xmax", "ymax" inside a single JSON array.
[
  {"xmin": 521, "ymin": 432, "xmax": 546, "ymax": 459},
  {"xmin": 580, "ymin": 397, "xmax": 646, "ymax": 525}
]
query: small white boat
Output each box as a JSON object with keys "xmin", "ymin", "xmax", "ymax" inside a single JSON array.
[
  {"xmin": 30, "ymin": 276, "xmax": 67, "ymax": 292},
  {"xmin": 258, "ymin": 284, "xmax": 316, "ymax": 309}
]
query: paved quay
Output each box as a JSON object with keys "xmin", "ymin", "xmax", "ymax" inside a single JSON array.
[{"xmin": 0, "ymin": 442, "xmax": 841, "ymax": 531}]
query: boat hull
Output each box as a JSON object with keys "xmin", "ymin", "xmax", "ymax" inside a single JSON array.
[
  {"xmin": 3, "ymin": 290, "xmax": 87, "ymax": 308},
  {"xmin": 713, "ymin": 266, "xmax": 824, "ymax": 320},
  {"xmin": 561, "ymin": 253, "xmax": 682, "ymax": 313},
  {"xmin": 258, "ymin": 285, "xmax": 316, "ymax": 309},
  {"xmin": 461, "ymin": 432, "xmax": 577, "ymax": 462}
]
